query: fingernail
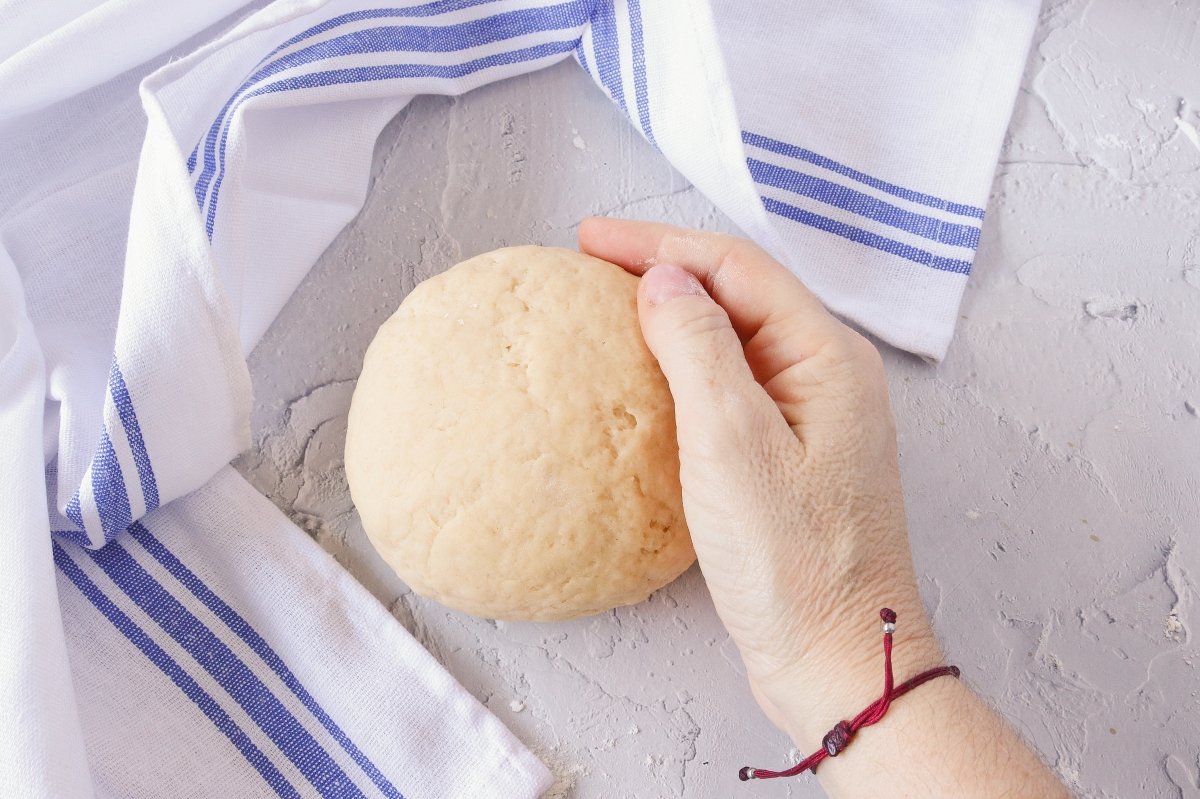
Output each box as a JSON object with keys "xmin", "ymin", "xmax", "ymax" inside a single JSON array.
[{"xmin": 643, "ymin": 264, "xmax": 707, "ymax": 307}]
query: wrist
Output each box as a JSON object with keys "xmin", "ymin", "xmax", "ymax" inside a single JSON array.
[{"xmin": 764, "ymin": 595, "xmax": 943, "ymax": 747}]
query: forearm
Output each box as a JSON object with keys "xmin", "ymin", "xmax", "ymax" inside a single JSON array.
[{"xmin": 774, "ymin": 602, "xmax": 1069, "ymax": 799}]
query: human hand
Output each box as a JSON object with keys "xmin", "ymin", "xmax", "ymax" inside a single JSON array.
[
  {"xmin": 579, "ymin": 218, "xmax": 1067, "ymax": 797},
  {"xmin": 578, "ymin": 217, "xmax": 941, "ymax": 739}
]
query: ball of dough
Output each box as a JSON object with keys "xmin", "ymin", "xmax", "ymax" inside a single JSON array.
[{"xmin": 345, "ymin": 246, "xmax": 694, "ymax": 621}]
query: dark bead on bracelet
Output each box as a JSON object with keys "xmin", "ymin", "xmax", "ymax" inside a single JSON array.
[{"xmin": 821, "ymin": 720, "xmax": 854, "ymax": 757}]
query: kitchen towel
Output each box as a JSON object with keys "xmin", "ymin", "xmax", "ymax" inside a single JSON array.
[{"xmin": 0, "ymin": 0, "xmax": 1038, "ymax": 796}]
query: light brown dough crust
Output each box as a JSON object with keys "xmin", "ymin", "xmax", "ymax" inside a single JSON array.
[{"xmin": 345, "ymin": 246, "xmax": 694, "ymax": 621}]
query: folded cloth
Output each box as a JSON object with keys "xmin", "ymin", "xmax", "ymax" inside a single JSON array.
[
  {"xmin": 0, "ymin": 0, "xmax": 1037, "ymax": 796},
  {"xmin": 55, "ymin": 468, "xmax": 550, "ymax": 799}
]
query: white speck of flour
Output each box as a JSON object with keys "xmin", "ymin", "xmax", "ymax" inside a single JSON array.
[
  {"xmin": 1165, "ymin": 613, "xmax": 1184, "ymax": 640},
  {"xmin": 1175, "ymin": 115, "xmax": 1200, "ymax": 153},
  {"xmin": 509, "ymin": 699, "xmax": 525, "ymax": 713}
]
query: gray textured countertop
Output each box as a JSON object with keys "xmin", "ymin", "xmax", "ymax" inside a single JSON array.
[{"xmin": 236, "ymin": 3, "xmax": 1200, "ymax": 796}]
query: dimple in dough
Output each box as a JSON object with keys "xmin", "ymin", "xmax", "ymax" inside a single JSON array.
[{"xmin": 345, "ymin": 246, "xmax": 695, "ymax": 621}]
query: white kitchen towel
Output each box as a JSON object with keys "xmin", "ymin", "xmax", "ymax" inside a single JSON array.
[
  {"xmin": 54, "ymin": 467, "xmax": 549, "ymax": 799},
  {"xmin": 0, "ymin": 0, "xmax": 1037, "ymax": 797}
]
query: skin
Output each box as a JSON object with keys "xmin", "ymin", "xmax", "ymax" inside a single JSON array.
[{"xmin": 578, "ymin": 218, "xmax": 1070, "ymax": 799}]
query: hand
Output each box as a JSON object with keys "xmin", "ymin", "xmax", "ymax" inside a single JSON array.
[
  {"xmin": 579, "ymin": 217, "xmax": 936, "ymax": 732},
  {"xmin": 579, "ymin": 218, "xmax": 1067, "ymax": 798}
]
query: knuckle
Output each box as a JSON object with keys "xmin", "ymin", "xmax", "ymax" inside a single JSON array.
[
  {"xmin": 846, "ymin": 329, "xmax": 884, "ymax": 368},
  {"xmin": 819, "ymin": 328, "xmax": 887, "ymax": 387},
  {"xmin": 711, "ymin": 238, "xmax": 771, "ymax": 293}
]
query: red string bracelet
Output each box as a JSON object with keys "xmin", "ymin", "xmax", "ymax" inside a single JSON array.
[{"xmin": 738, "ymin": 608, "xmax": 960, "ymax": 782}]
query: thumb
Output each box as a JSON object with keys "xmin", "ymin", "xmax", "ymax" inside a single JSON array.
[{"xmin": 637, "ymin": 264, "xmax": 782, "ymax": 454}]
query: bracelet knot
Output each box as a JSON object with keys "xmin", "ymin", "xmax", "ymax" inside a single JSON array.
[{"xmin": 821, "ymin": 720, "xmax": 854, "ymax": 758}]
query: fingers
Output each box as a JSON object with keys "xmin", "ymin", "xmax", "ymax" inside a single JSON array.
[
  {"xmin": 579, "ymin": 217, "xmax": 846, "ymax": 365},
  {"xmin": 582, "ymin": 217, "xmax": 890, "ymax": 446},
  {"xmin": 637, "ymin": 264, "xmax": 790, "ymax": 458}
]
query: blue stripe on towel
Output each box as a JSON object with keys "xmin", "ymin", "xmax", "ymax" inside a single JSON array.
[
  {"xmin": 744, "ymin": 131, "xmax": 985, "ymax": 220},
  {"xmin": 588, "ymin": 1, "xmax": 626, "ymax": 114},
  {"xmin": 109, "ymin": 359, "xmax": 160, "ymax": 513},
  {"xmin": 56, "ymin": 360, "xmax": 159, "ymax": 547},
  {"xmin": 91, "ymin": 429, "xmax": 133, "ymax": 543},
  {"xmin": 193, "ymin": 2, "xmax": 586, "ymax": 212},
  {"xmin": 190, "ymin": 0, "xmax": 501, "ymax": 181},
  {"xmin": 53, "ymin": 542, "xmax": 302, "ymax": 799},
  {"xmin": 204, "ymin": 38, "xmax": 578, "ymax": 238},
  {"xmin": 627, "ymin": 0, "xmax": 654, "ymax": 145},
  {"xmin": 574, "ymin": 39, "xmax": 591, "ymax": 76},
  {"xmin": 64, "ymin": 490, "xmax": 87, "ymax": 542},
  {"xmin": 762, "ymin": 197, "xmax": 973, "ymax": 275},
  {"xmin": 267, "ymin": 0, "xmax": 503, "ymax": 61},
  {"xmin": 53, "ymin": 527, "xmax": 94, "ymax": 545},
  {"xmin": 128, "ymin": 522, "xmax": 405, "ymax": 799},
  {"xmin": 85, "ymin": 541, "xmax": 370, "ymax": 799},
  {"xmin": 748, "ymin": 158, "xmax": 979, "ymax": 249}
]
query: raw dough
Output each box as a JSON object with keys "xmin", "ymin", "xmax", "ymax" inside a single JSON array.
[{"xmin": 345, "ymin": 246, "xmax": 694, "ymax": 621}]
